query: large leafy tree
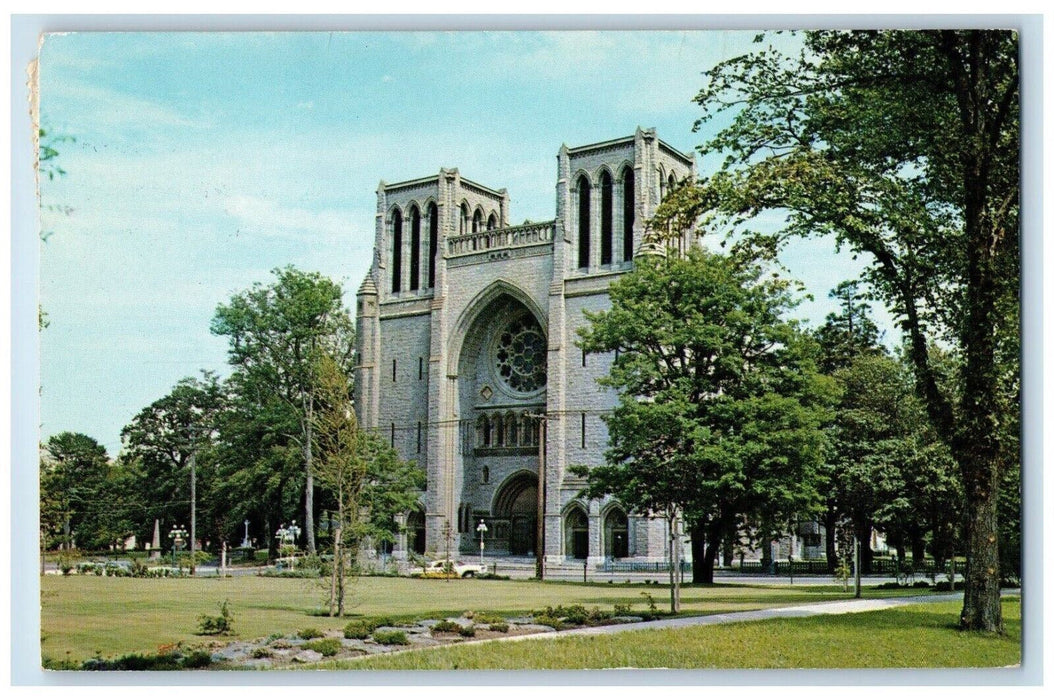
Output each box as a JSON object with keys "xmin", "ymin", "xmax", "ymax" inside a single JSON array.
[
  {"xmin": 40, "ymin": 432, "xmax": 119, "ymax": 551},
  {"xmin": 670, "ymin": 29, "xmax": 1018, "ymax": 632},
  {"xmin": 211, "ymin": 267, "xmax": 355, "ymax": 555},
  {"xmin": 119, "ymin": 372, "xmax": 225, "ymax": 548},
  {"xmin": 575, "ymin": 249, "xmax": 835, "ymax": 606},
  {"xmin": 825, "ymin": 353, "xmax": 959, "ymax": 575},
  {"xmin": 810, "ymin": 281, "xmax": 884, "ymax": 569},
  {"xmin": 211, "ymin": 382, "xmax": 304, "ymax": 557}
]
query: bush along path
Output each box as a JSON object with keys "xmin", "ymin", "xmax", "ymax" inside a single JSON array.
[
  {"xmin": 67, "ymin": 591, "xmax": 1009, "ymax": 670},
  {"xmin": 199, "ymin": 601, "xmax": 663, "ymax": 669}
]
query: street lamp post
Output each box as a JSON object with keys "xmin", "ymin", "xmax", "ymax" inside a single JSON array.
[
  {"xmin": 276, "ymin": 521, "xmax": 301, "ymax": 570},
  {"xmin": 169, "ymin": 525, "xmax": 188, "ymax": 569},
  {"xmin": 476, "ymin": 520, "xmax": 488, "ymax": 569}
]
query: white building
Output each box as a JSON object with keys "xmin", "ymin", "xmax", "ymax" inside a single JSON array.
[{"xmin": 354, "ymin": 128, "xmax": 696, "ymax": 569}]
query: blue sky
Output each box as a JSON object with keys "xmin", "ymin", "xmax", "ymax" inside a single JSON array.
[{"xmin": 37, "ymin": 30, "xmax": 895, "ymax": 457}]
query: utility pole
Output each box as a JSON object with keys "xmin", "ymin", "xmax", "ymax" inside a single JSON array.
[
  {"xmin": 189, "ymin": 450, "xmax": 196, "ymax": 576},
  {"xmin": 527, "ymin": 413, "xmax": 547, "ymax": 580}
]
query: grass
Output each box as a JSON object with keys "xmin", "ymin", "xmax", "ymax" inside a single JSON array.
[
  {"xmin": 324, "ymin": 598, "xmax": 1021, "ymax": 670},
  {"xmin": 39, "ymin": 573, "xmax": 971, "ymax": 667}
]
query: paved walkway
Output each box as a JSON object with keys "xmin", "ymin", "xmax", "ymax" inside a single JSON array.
[{"xmin": 464, "ymin": 592, "xmax": 975, "ymax": 647}]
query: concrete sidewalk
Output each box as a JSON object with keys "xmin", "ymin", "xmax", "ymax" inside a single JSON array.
[{"xmin": 481, "ymin": 592, "xmax": 975, "ymax": 645}]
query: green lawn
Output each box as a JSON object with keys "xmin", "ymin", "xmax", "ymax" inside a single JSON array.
[
  {"xmin": 40, "ymin": 574, "xmax": 934, "ymax": 665},
  {"xmin": 326, "ymin": 598, "xmax": 1022, "ymax": 670}
]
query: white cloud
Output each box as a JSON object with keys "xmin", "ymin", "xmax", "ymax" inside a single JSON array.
[
  {"xmin": 39, "ymin": 79, "xmax": 214, "ymax": 141},
  {"xmin": 222, "ymin": 194, "xmax": 357, "ymax": 238}
]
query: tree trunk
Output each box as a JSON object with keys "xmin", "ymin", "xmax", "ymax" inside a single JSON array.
[
  {"xmin": 824, "ymin": 510, "xmax": 838, "ymax": 574},
  {"xmin": 858, "ymin": 519, "xmax": 874, "ymax": 576},
  {"xmin": 958, "ymin": 448, "xmax": 1003, "ymax": 632},
  {"xmin": 910, "ymin": 525, "xmax": 926, "ymax": 569},
  {"xmin": 690, "ymin": 519, "xmax": 710, "ymax": 584},
  {"xmin": 937, "ymin": 29, "xmax": 1009, "ymax": 634},
  {"xmin": 329, "ymin": 526, "xmax": 340, "ymax": 617},
  {"xmin": 702, "ymin": 535, "xmax": 721, "ymax": 586}
]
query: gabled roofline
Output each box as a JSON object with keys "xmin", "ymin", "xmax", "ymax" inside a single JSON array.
[
  {"xmin": 658, "ymin": 139, "xmax": 694, "ymax": 166},
  {"xmin": 565, "ymin": 135, "xmax": 635, "ymax": 155},
  {"xmin": 383, "ymin": 172, "xmax": 505, "ymax": 198}
]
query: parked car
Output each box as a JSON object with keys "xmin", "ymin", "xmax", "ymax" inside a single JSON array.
[{"xmin": 420, "ymin": 560, "xmax": 488, "ymax": 578}]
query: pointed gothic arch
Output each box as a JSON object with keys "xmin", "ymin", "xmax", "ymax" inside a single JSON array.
[
  {"xmin": 409, "ymin": 204, "xmax": 421, "ymax": 291},
  {"xmin": 427, "ymin": 201, "xmax": 439, "ymax": 287},
  {"xmin": 390, "ymin": 206, "xmax": 403, "ymax": 293},
  {"xmin": 621, "ymin": 165, "xmax": 635, "ymax": 262},
  {"xmin": 445, "ymin": 279, "xmax": 548, "ymax": 378},
  {"xmin": 599, "ymin": 168, "xmax": 613, "ymax": 265},
  {"xmin": 576, "ymin": 173, "xmax": 591, "ymax": 269},
  {"xmin": 492, "ymin": 470, "xmax": 539, "ymax": 556},
  {"xmin": 602, "ymin": 504, "xmax": 629, "ymax": 558},
  {"xmin": 564, "ymin": 503, "xmax": 589, "ymax": 560}
]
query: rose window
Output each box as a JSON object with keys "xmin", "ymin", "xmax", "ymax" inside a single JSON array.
[{"xmin": 494, "ymin": 316, "xmax": 547, "ymax": 393}]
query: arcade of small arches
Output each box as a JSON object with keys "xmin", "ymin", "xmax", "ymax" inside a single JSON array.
[
  {"xmin": 475, "ymin": 411, "xmax": 542, "ymax": 450},
  {"xmin": 388, "ymin": 199, "xmax": 501, "ymax": 294},
  {"xmin": 572, "ymin": 163, "xmax": 686, "ymax": 271}
]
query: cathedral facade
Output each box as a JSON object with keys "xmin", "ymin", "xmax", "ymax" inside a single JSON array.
[{"xmin": 354, "ymin": 128, "xmax": 695, "ymax": 568}]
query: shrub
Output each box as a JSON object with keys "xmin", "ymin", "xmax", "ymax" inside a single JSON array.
[
  {"xmin": 302, "ymin": 637, "xmax": 342, "ymax": 657},
  {"xmin": 876, "ymin": 581, "xmax": 904, "ymax": 589},
  {"xmin": 586, "ymin": 606, "xmax": 608, "ymax": 624},
  {"xmin": 531, "ymin": 615, "xmax": 566, "ymax": 631},
  {"xmin": 472, "ymin": 612, "xmax": 505, "ymax": 625},
  {"xmin": 613, "ymin": 602, "xmax": 633, "ymax": 616},
  {"xmin": 913, "ymin": 580, "xmax": 931, "ymax": 588},
  {"xmin": 196, "ymin": 600, "xmax": 234, "ymax": 636},
  {"xmin": 934, "ymin": 580, "xmax": 960, "ymax": 592},
  {"xmin": 457, "ymin": 625, "xmax": 476, "ymax": 638},
  {"xmin": 57, "ymin": 552, "xmax": 76, "ymax": 576},
  {"xmin": 487, "ymin": 622, "xmax": 509, "ymax": 633},
  {"xmin": 558, "ymin": 604, "xmax": 589, "ymax": 625},
  {"xmin": 81, "ymin": 648, "xmax": 212, "ymax": 671},
  {"xmin": 372, "ymin": 630, "xmax": 409, "ymax": 646},
  {"xmin": 181, "ymin": 650, "xmax": 213, "ymax": 669},
  {"xmin": 297, "ymin": 627, "xmax": 324, "ymax": 640},
  {"xmin": 343, "ymin": 621, "xmax": 375, "ymax": 640},
  {"xmin": 297, "ymin": 554, "xmax": 332, "ymax": 577},
  {"xmin": 251, "ymin": 647, "xmax": 272, "ymax": 659},
  {"xmin": 430, "ymin": 620, "xmax": 462, "ymax": 634}
]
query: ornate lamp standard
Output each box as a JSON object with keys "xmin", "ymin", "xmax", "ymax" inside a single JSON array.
[
  {"xmin": 276, "ymin": 521, "xmax": 301, "ymax": 570},
  {"xmin": 169, "ymin": 525, "xmax": 188, "ymax": 569},
  {"xmin": 476, "ymin": 520, "xmax": 488, "ymax": 568}
]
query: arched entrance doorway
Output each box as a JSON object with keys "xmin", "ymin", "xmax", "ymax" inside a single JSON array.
[
  {"xmin": 406, "ymin": 509, "xmax": 426, "ymax": 555},
  {"xmin": 565, "ymin": 506, "xmax": 589, "ymax": 560},
  {"xmin": 604, "ymin": 507, "xmax": 629, "ymax": 559},
  {"xmin": 492, "ymin": 472, "xmax": 538, "ymax": 556}
]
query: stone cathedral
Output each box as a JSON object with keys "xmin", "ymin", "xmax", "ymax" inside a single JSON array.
[{"xmin": 354, "ymin": 128, "xmax": 696, "ymax": 569}]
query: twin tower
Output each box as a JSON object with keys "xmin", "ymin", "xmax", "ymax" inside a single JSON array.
[{"xmin": 354, "ymin": 128, "xmax": 695, "ymax": 568}]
